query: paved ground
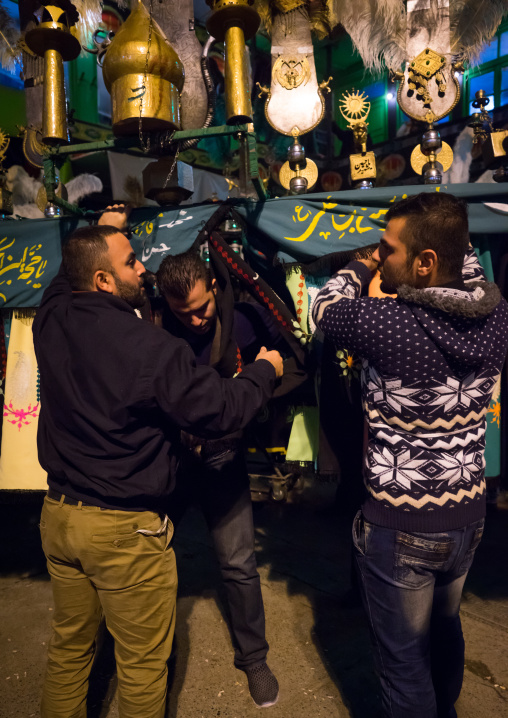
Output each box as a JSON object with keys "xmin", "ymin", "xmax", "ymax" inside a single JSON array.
[{"xmin": 1, "ymin": 483, "xmax": 507, "ymax": 717}]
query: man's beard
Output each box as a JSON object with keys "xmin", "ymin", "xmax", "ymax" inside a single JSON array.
[
  {"xmin": 112, "ymin": 273, "xmax": 147, "ymax": 309},
  {"xmin": 379, "ymin": 261, "xmax": 414, "ymax": 295}
]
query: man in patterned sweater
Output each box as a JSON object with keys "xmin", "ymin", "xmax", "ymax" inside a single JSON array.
[{"xmin": 312, "ymin": 192, "xmax": 508, "ymax": 718}]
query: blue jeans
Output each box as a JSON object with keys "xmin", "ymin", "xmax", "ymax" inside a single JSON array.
[
  {"xmin": 168, "ymin": 443, "xmax": 268, "ymax": 669},
  {"xmin": 353, "ymin": 511, "xmax": 484, "ymax": 718}
]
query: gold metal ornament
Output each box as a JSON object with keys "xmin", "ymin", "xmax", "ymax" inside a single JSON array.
[
  {"xmin": 339, "ymin": 90, "xmax": 376, "ymax": 186},
  {"xmin": 408, "ymin": 47, "xmax": 446, "ymax": 104},
  {"xmin": 206, "ymin": 0, "xmax": 260, "ymax": 124},
  {"xmin": 36, "ymin": 180, "xmax": 68, "ymax": 212},
  {"xmin": 256, "ymin": 7, "xmax": 330, "ymax": 138},
  {"xmin": 0, "ymin": 130, "xmax": 9, "ymax": 163},
  {"xmin": 22, "ymin": 125, "xmax": 49, "ymax": 169},
  {"xmin": 339, "ymin": 90, "xmax": 371, "ymax": 124},
  {"xmin": 410, "ymin": 141, "xmax": 453, "ymax": 175},
  {"xmin": 102, "ymin": 0, "xmax": 185, "ymax": 136},
  {"xmin": 482, "ymin": 130, "xmax": 508, "ymax": 168},
  {"xmin": 24, "ymin": 4, "xmax": 81, "ymax": 145},
  {"xmin": 279, "ymin": 157, "xmax": 318, "ymax": 191},
  {"xmin": 273, "ymin": 55, "xmax": 311, "ymax": 91},
  {"xmin": 350, "ymin": 151, "xmax": 377, "ymax": 183}
]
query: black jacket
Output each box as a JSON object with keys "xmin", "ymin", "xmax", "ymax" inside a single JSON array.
[{"xmin": 32, "ymin": 268, "xmax": 276, "ymax": 511}]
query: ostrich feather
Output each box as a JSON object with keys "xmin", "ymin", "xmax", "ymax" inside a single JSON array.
[
  {"xmin": 66, "ymin": 173, "xmax": 102, "ymax": 204},
  {"xmin": 330, "ymin": 0, "xmax": 508, "ymax": 72},
  {"xmin": 70, "ymin": 0, "xmax": 103, "ymax": 46},
  {"xmin": 448, "ymin": 125, "xmax": 475, "ymax": 183},
  {"xmin": 440, "ymin": 125, "xmax": 475, "ymax": 184},
  {"xmin": 450, "ymin": 0, "xmax": 508, "ymax": 65},
  {"xmin": 7, "ymin": 165, "xmax": 104, "ymax": 218},
  {"xmin": 255, "ymin": 0, "xmax": 331, "ymax": 39},
  {"xmin": 0, "ymin": 2, "xmax": 21, "ymax": 71},
  {"xmin": 6, "ymin": 165, "xmax": 41, "ymax": 205},
  {"xmin": 328, "ymin": 0, "xmax": 406, "ymax": 73}
]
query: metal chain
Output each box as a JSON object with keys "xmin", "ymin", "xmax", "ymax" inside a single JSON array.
[
  {"xmin": 163, "ymin": 137, "xmax": 181, "ymax": 189},
  {"xmin": 139, "ymin": 0, "xmax": 154, "ymax": 153}
]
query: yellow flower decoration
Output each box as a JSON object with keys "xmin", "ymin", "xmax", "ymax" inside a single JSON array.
[
  {"xmin": 336, "ymin": 349, "xmax": 361, "ymax": 381},
  {"xmin": 488, "ymin": 400, "xmax": 501, "ymax": 427}
]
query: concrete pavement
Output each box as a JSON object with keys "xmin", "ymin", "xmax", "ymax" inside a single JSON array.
[{"xmin": 1, "ymin": 485, "xmax": 507, "ymax": 717}]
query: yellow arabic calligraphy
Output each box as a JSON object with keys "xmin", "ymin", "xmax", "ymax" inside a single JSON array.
[
  {"xmin": 284, "ymin": 209, "xmax": 328, "ymax": 242},
  {"xmin": 293, "ymin": 206, "xmax": 311, "ymax": 222},
  {"xmin": 332, "ymin": 212, "xmax": 355, "ymax": 231},
  {"xmin": 0, "ymin": 238, "xmax": 48, "ymax": 294},
  {"xmin": 133, "ymin": 220, "xmax": 153, "ymax": 236},
  {"xmin": 284, "ymin": 200, "xmax": 381, "ymax": 242}
]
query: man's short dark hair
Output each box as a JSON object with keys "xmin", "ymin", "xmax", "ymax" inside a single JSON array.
[
  {"xmin": 62, "ymin": 225, "xmax": 119, "ymax": 291},
  {"xmin": 157, "ymin": 249, "xmax": 212, "ymax": 300},
  {"xmin": 385, "ymin": 192, "xmax": 470, "ymax": 279}
]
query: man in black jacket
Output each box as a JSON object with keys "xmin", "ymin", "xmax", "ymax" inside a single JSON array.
[
  {"xmin": 33, "ymin": 214, "xmax": 283, "ymax": 718},
  {"xmin": 157, "ymin": 250, "xmax": 288, "ymax": 708}
]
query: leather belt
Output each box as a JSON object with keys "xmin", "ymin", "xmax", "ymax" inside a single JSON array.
[{"xmin": 47, "ymin": 487, "xmax": 102, "ymax": 508}]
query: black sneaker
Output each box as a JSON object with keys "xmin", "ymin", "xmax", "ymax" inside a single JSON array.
[{"xmin": 245, "ymin": 663, "xmax": 279, "ymax": 708}]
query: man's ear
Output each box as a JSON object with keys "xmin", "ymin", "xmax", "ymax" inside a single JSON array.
[
  {"xmin": 416, "ymin": 249, "xmax": 438, "ymax": 278},
  {"xmin": 94, "ymin": 270, "xmax": 115, "ymax": 294},
  {"xmin": 211, "ymin": 277, "xmax": 217, "ymax": 295}
]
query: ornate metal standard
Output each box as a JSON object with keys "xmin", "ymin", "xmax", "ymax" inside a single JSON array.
[
  {"xmin": 339, "ymin": 90, "xmax": 376, "ymax": 189},
  {"xmin": 390, "ymin": 0, "xmax": 459, "ymax": 184},
  {"xmin": 469, "ymin": 90, "xmax": 508, "ymax": 183},
  {"xmin": 206, "ymin": 0, "xmax": 260, "ymax": 124},
  {"xmin": 24, "ymin": 4, "xmax": 81, "ymax": 145},
  {"xmin": 256, "ymin": 9, "xmax": 331, "ymax": 138},
  {"xmin": 102, "ymin": 0, "xmax": 184, "ymax": 136}
]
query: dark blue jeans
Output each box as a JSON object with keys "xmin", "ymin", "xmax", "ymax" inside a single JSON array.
[
  {"xmin": 353, "ymin": 511, "xmax": 484, "ymax": 718},
  {"xmin": 168, "ymin": 443, "xmax": 268, "ymax": 669}
]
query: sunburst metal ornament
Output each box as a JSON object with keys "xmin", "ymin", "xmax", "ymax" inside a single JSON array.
[
  {"xmin": 339, "ymin": 90, "xmax": 370, "ymax": 124},
  {"xmin": 339, "ymin": 90, "xmax": 376, "ymax": 188},
  {"xmin": 0, "ymin": 129, "xmax": 9, "ymax": 162}
]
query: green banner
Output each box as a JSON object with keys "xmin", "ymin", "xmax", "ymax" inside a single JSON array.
[{"xmin": 1, "ymin": 183, "xmax": 507, "ymax": 308}]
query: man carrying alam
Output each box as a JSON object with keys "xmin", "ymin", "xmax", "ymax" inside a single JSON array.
[
  {"xmin": 156, "ymin": 249, "xmax": 293, "ymax": 708},
  {"xmin": 33, "ymin": 207, "xmax": 283, "ymax": 718},
  {"xmin": 312, "ymin": 192, "xmax": 508, "ymax": 718}
]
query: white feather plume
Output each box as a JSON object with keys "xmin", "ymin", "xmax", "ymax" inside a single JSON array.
[
  {"xmin": 67, "ymin": 173, "xmax": 103, "ymax": 204},
  {"xmin": 0, "ymin": 1, "xmax": 21, "ymax": 72},
  {"xmin": 441, "ymin": 125, "xmax": 475, "ymax": 184},
  {"xmin": 450, "ymin": 0, "xmax": 508, "ymax": 66},
  {"xmin": 329, "ymin": 0, "xmax": 406, "ymax": 73},
  {"xmin": 72, "ymin": 0, "xmax": 103, "ymax": 46},
  {"xmin": 330, "ymin": 0, "xmax": 508, "ymax": 72},
  {"xmin": 6, "ymin": 165, "xmax": 103, "ymax": 218}
]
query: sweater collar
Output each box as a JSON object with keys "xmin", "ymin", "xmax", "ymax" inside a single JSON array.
[{"xmin": 397, "ymin": 280, "xmax": 502, "ymax": 319}]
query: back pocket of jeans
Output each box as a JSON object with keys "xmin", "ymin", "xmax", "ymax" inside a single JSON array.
[
  {"xmin": 458, "ymin": 522, "xmax": 484, "ymax": 574},
  {"xmin": 394, "ymin": 532, "xmax": 453, "ymax": 588}
]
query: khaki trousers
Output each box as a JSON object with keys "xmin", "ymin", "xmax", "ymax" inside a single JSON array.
[{"xmin": 40, "ymin": 495, "xmax": 177, "ymax": 718}]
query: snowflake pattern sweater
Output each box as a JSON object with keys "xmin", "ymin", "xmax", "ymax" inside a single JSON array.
[{"xmin": 312, "ymin": 248, "xmax": 508, "ymax": 532}]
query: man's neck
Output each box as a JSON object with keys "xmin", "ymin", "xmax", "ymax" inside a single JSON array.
[{"xmin": 428, "ymin": 275, "xmax": 466, "ymax": 290}]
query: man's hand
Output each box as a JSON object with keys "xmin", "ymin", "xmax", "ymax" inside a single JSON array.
[
  {"xmin": 98, "ymin": 204, "xmax": 132, "ymax": 232},
  {"xmin": 255, "ymin": 347, "xmax": 284, "ymax": 378},
  {"xmin": 356, "ymin": 257, "xmax": 379, "ymax": 274}
]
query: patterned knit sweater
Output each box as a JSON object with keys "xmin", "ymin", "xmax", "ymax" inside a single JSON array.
[{"xmin": 312, "ymin": 248, "xmax": 508, "ymax": 532}]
